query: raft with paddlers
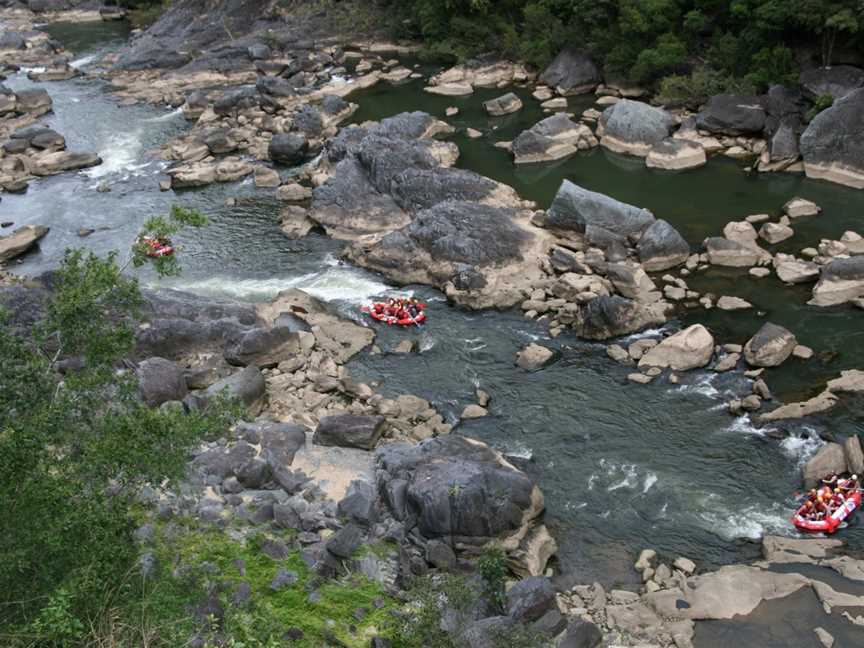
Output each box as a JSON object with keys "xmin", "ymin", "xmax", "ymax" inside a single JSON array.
[
  {"xmin": 138, "ymin": 235, "xmax": 174, "ymax": 258},
  {"xmin": 361, "ymin": 297, "xmax": 427, "ymax": 326},
  {"xmin": 791, "ymin": 473, "xmax": 861, "ymax": 534}
]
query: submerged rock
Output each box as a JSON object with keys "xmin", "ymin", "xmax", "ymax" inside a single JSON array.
[
  {"xmin": 516, "ymin": 343, "xmax": 555, "ymax": 371},
  {"xmin": 483, "ymin": 92, "xmax": 522, "ymax": 116},
  {"xmin": 573, "ymin": 295, "xmax": 668, "ymax": 340}
]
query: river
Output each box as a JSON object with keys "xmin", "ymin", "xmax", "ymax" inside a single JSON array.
[{"xmin": 3, "ymin": 20, "xmax": 862, "ymax": 587}]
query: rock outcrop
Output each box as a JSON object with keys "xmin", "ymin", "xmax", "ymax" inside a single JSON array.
[
  {"xmin": 598, "ymin": 100, "xmax": 675, "ymax": 156},
  {"xmin": 538, "ymin": 49, "xmax": 601, "ymax": 95},
  {"xmin": 800, "ymin": 88, "xmax": 864, "ymax": 189},
  {"xmin": 696, "ymin": 94, "xmax": 766, "ymax": 136},
  {"xmin": 511, "ymin": 113, "xmax": 597, "ymax": 164},
  {"xmin": 810, "ymin": 256, "xmax": 864, "ymax": 306},
  {"xmin": 375, "ymin": 435, "xmax": 555, "ymax": 575},
  {"xmin": 0, "ymin": 224, "xmax": 49, "ymax": 263}
]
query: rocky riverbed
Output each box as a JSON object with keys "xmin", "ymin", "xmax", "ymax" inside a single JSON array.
[{"xmin": 2, "ymin": 2, "xmax": 864, "ymax": 646}]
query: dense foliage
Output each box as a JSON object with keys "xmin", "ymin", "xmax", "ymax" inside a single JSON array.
[
  {"xmin": 382, "ymin": 0, "xmax": 864, "ymax": 90},
  {"xmin": 0, "ymin": 208, "xmax": 235, "ymax": 646}
]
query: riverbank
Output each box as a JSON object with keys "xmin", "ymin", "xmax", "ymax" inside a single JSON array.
[{"xmin": 2, "ymin": 3, "xmax": 864, "ymax": 646}]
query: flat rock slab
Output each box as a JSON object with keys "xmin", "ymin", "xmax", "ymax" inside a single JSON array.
[{"xmin": 291, "ymin": 430, "xmax": 374, "ymax": 501}]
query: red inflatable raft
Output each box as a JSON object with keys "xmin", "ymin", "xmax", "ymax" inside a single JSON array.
[
  {"xmin": 792, "ymin": 491, "xmax": 861, "ymax": 534},
  {"xmin": 361, "ymin": 301, "xmax": 426, "ymax": 326},
  {"xmin": 139, "ymin": 235, "xmax": 174, "ymax": 258}
]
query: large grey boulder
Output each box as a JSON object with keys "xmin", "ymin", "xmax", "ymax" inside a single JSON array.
[
  {"xmin": 223, "ymin": 326, "xmax": 299, "ymax": 368},
  {"xmin": 511, "ymin": 113, "xmax": 595, "ymax": 164},
  {"xmin": 114, "ymin": 46, "xmax": 191, "ymax": 71},
  {"xmin": 598, "ymin": 100, "xmax": 675, "ymax": 156},
  {"xmin": 558, "ymin": 619, "xmax": 603, "ymax": 648},
  {"xmin": 314, "ymin": 414, "xmax": 386, "ymax": 450},
  {"xmin": 704, "ymin": 237, "xmax": 770, "ymax": 267},
  {"xmin": 637, "ymin": 219, "xmax": 690, "ymax": 271},
  {"xmin": 546, "ymin": 180, "xmax": 654, "ymax": 238},
  {"xmin": 645, "ymin": 138, "xmax": 706, "ymax": 170},
  {"xmin": 799, "ymin": 65, "xmax": 864, "ymax": 100},
  {"xmin": 14, "ymin": 88, "xmax": 52, "ymax": 115},
  {"xmin": 506, "ymin": 576, "xmax": 556, "ymax": 622},
  {"xmin": 573, "ymin": 295, "xmax": 667, "ymax": 340},
  {"xmin": 539, "ymin": 48, "xmax": 601, "ymax": 95},
  {"xmin": 803, "ymin": 443, "xmax": 847, "ymax": 489},
  {"xmin": 696, "ymin": 94, "xmax": 766, "ymax": 136},
  {"xmin": 800, "ymin": 88, "xmax": 864, "ymax": 189},
  {"xmin": 376, "ymin": 436, "xmax": 550, "ymax": 569},
  {"xmin": 187, "ymin": 366, "xmax": 266, "ymax": 414},
  {"xmin": 810, "ymin": 256, "xmax": 864, "ymax": 306},
  {"xmin": 269, "ymin": 132, "xmax": 309, "ymax": 165},
  {"xmin": 137, "ymin": 357, "xmax": 188, "ymax": 407},
  {"xmin": 763, "ymin": 85, "xmax": 806, "ymax": 163},
  {"xmin": 844, "ymin": 435, "xmax": 864, "ymax": 474},
  {"xmin": 743, "ymin": 322, "xmax": 797, "ymax": 367}
]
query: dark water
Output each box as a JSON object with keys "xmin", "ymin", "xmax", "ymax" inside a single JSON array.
[{"xmin": 5, "ymin": 24, "xmax": 862, "ymax": 595}]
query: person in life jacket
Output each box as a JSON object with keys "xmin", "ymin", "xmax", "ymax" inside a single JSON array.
[
  {"xmin": 814, "ymin": 495, "xmax": 830, "ymax": 519},
  {"xmin": 802, "ymin": 499, "xmax": 816, "ymax": 520}
]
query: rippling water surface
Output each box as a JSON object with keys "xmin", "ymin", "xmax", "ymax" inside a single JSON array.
[{"xmin": 5, "ymin": 22, "xmax": 862, "ymax": 586}]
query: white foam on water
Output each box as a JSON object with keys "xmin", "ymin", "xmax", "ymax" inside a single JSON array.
[
  {"xmin": 607, "ymin": 464, "xmax": 639, "ymax": 492},
  {"xmin": 21, "ymin": 66, "xmax": 46, "ymax": 74},
  {"xmin": 144, "ymin": 107, "xmax": 183, "ymax": 122},
  {"xmin": 85, "ymin": 131, "xmax": 148, "ymax": 178},
  {"xmin": 160, "ymin": 266, "xmax": 391, "ymax": 303},
  {"xmin": 503, "ymin": 441, "xmax": 533, "ymax": 461},
  {"xmin": 70, "ymin": 54, "xmax": 96, "ymax": 69},
  {"xmin": 418, "ymin": 334, "xmax": 435, "ymax": 352},
  {"xmin": 725, "ymin": 415, "xmax": 768, "ymax": 437},
  {"xmin": 587, "ymin": 473, "xmax": 597, "ymax": 490},
  {"xmin": 676, "ymin": 372, "xmax": 721, "ymax": 399},
  {"xmin": 620, "ymin": 326, "xmax": 667, "ymax": 343},
  {"xmin": 780, "ymin": 431, "xmax": 824, "ymax": 468},
  {"xmin": 697, "ymin": 501, "xmax": 791, "ymax": 541},
  {"xmin": 643, "ymin": 472, "xmax": 658, "ymax": 494}
]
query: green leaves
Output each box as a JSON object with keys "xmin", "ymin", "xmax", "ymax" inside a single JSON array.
[{"xmin": 131, "ymin": 204, "xmax": 208, "ymax": 278}]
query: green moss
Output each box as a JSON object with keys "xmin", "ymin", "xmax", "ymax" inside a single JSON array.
[{"xmin": 134, "ymin": 519, "xmax": 397, "ymax": 647}]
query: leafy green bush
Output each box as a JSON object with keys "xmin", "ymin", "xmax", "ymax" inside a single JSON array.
[
  {"xmin": 655, "ymin": 67, "xmax": 756, "ymax": 107},
  {"xmin": 0, "ymin": 207, "xmax": 235, "ymax": 645},
  {"xmin": 806, "ymin": 93, "xmax": 835, "ymax": 121}
]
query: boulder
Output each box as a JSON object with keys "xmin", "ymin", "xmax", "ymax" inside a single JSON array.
[
  {"xmin": 14, "ymin": 88, "xmax": 52, "ymax": 115},
  {"xmin": 802, "ymin": 443, "xmax": 847, "ymax": 489},
  {"xmin": 743, "ymin": 322, "xmax": 797, "ymax": 367},
  {"xmin": 0, "ymin": 225, "xmax": 49, "ymax": 263},
  {"xmin": 376, "ymin": 435, "xmax": 548, "ymax": 565},
  {"xmin": 188, "ymin": 366, "xmax": 266, "ymax": 414},
  {"xmin": 506, "ymin": 576, "xmax": 556, "ymax": 623},
  {"xmin": 558, "ymin": 619, "xmax": 603, "ymax": 648},
  {"xmin": 546, "ymin": 180, "xmax": 654, "ymax": 238},
  {"xmin": 538, "ymin": 49, "xmax": 601, "ymax": 95},
  {"xmin": 598, "ymin": 100, "xmax": 675, "ymax": 156},
  {"xmin": 775, "ymin": 257, "xmax": 819, "ymax": 284},
  {"xmin": 223, "ymin": 326, "xmax": 299, "ymax": 368},
  {"xmin": 645, "ymin": 138, "xmax": 706, "ymax": 170},
  {"xmin": 511, "ymin": 113, "xmax": 595, "ymax": 164},
  {"xmin": 844, "ymin": 435, "xmax": 864, "ymax": 474},
  {"xmin": 314, "ymin": 414, "xmax": 386, "ymax": 450},
  {"xmin": 696, "ymin": 94, "xmax": 766, "ymax": 136},
  {"xmin": 638, "ymin": 324, "xmax": 714, "ymax": 371},
  {"xmin": 516, "ymin": 343, "xmax": 555, "ymax": 371},
  {"xmin": 606, "ymin": 263, "xmax": 656, "ymax": 300},
  {"xmin": 784, "ymin": 197, "xmax": 821, "ymax": 218},
  {"xmin": 799, "ymin": 65, "xmax": 864, "ymax": 101},
  {"xmin": 483, "ymin": 92, "xmax": 522, "ymax": 116},
  {"xmin": 269, "ymin": 132, "xmax": 309, "ymax": 165},
  {"xmin": 337, "ymin": 480, "xmax": 378, "ymax": 527},
  {"xmin": 800, "ymin": 88, "xmax": 864, "ymax": 189},
  {"xmin": 573, "ymin": 295, "xmax": 668, "ymax": 340},
  {"xmin": 759, "ymin": 222, "xmax": 794, "ymax": 244},
  {"xmin": 30, "ymin": 151, "xmax": 101, "ymax": 176},
  {"xmin": 704, "ymin": 237, "xmax": 770, "ymax": 267},
  {"xmin": 810, "ymin": 256, "xmax": 864, "ymax": 306},
  {"xmin": 137, "ymin": 357, "xmax": 187, "ymax": 407},
  {"xmin": 637, "ymin": 219, "xmax": 690, "ymax": 271}
]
